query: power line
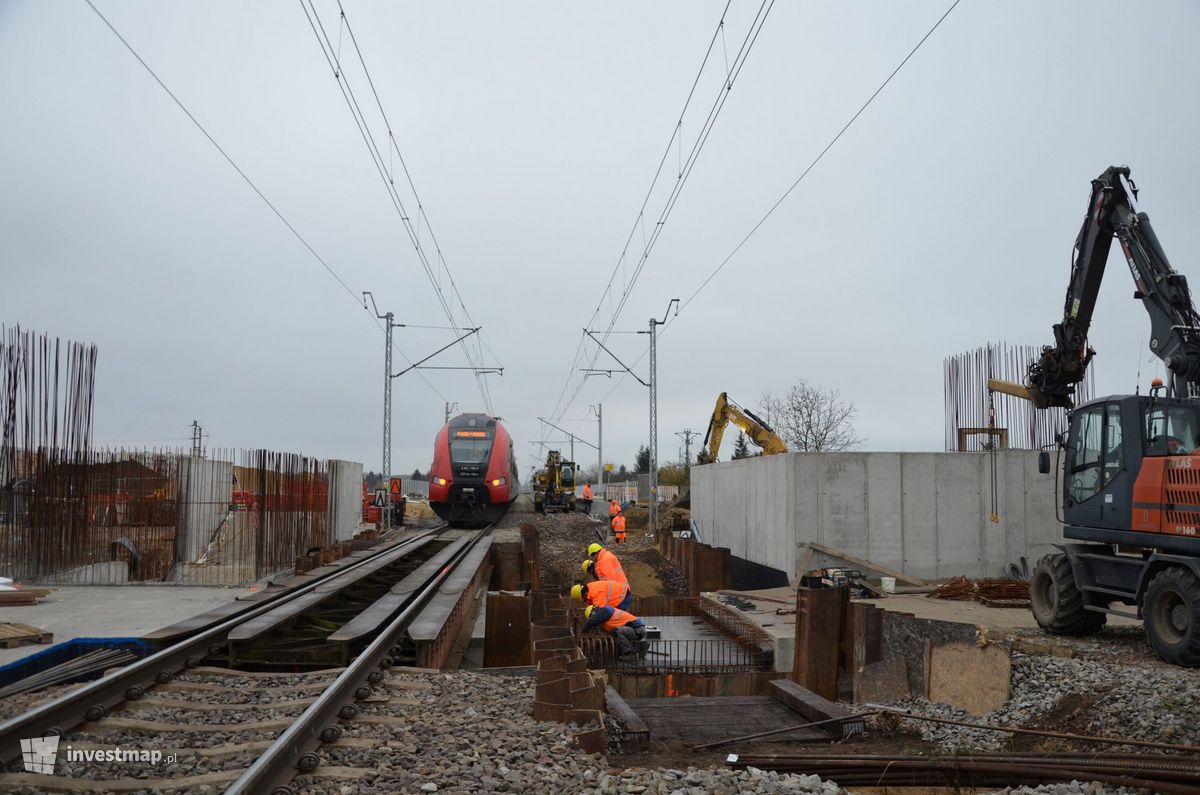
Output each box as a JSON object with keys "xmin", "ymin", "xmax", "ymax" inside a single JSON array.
[
  {"xmin": 545, "ymin": 0, "xmax": 776, "ymax": 436},
  {"xmin": 559, "ymin": 0, "xmax": 963, "ymax": 435},
  {"xmin": 300, "ymin": 0, "xmax": 500, "ymax": 413},
  {"xmin": 679, "ymin": 0, "xmax": 964, "ymax": 313},
  {"xmin": 543, "ymin": 2, "xmax": 736, "ymax": 427},
  {"xmin": 82, "ymin": 0, "xmax": 448, "ymax": 403}
]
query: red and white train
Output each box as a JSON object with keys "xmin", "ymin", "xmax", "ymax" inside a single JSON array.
[{"xmin": 428, "ymin": 413, "xmax": 518, "ymax": 526}]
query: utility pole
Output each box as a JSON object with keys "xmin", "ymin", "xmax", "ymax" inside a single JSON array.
[
  {"xmin": 364, "ymin": 292, "xmax": 398, "ymax": 528},
  {"xmin": 647, "ymin": 299, "xmax": 679, "ymax": 537},
  {"xmin": 444, "ymin": 402, "xmax": 458, "ymax": 424},
  {"xmin": 190, "ymin": 420, "xmax": 205, "ymax": 458},
  {"xmin": 590, "ymin": 404, "xmax": 603, "ymax": 489},
  {"xmin": 676, "ymin": 428, "xmax": 700, "ymax": 479}
]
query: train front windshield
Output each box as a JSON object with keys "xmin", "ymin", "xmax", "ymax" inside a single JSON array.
[{"xmin": 450, "ymin": 436, "xmax": 494, "ymax": 464}]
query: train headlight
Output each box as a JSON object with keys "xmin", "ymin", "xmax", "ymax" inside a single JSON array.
[
  {"xmin": 491, "ymin": 477, "xmax": 507, "ymax": 487},
  {"xmin": 433, "ymin": 476, "xmax": 448, "ymax": 486}
]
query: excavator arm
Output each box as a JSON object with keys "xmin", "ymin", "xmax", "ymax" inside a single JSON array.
[
  {"xmin": 702, "ymin": 392, "xmax": 788, "ymax": 461},
  {"xmin": 1027, "ymin": 165, "xmax": 1200, "ymax": 408}
]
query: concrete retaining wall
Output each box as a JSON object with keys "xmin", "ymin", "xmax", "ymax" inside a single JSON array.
[
  {"xmin": 690, "ymin": 451, "xmax": 1060, "ymax": 581},
  {"xmin": 327, "ymin": 460, "xmax": 364, "ymax": 541},
  {"xmin": 177, "ymin": 457, "xmax": 234, "ymax": 564}
]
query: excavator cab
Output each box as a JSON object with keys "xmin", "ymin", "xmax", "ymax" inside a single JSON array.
[{"xmin": 1060, "ymin": 394, "xmax": 1200, "ymax": 538}]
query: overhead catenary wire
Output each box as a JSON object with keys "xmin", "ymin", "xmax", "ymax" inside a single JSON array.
[
  {"xmin": 553, "ymin": 0, "xmax": 963, "ymax": 441},
  {"xmin": 545, "ymin": 0, "xmax": 776, "ymax": 442},
  {"xmin": 299, "ymin": 0, "xmax": 500, "ymax": 414},
  {"xmin": 678, "ymin": 0, "xmax": 964, "ymax": 314},
  {"xmin": 81, "ymin": 0, "xmax": 448, "ymax": 404}
]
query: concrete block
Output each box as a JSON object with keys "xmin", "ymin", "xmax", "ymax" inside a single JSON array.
[{"xmin": 927, "ymin": 641, "xmax": 1012, "ymax": 716}]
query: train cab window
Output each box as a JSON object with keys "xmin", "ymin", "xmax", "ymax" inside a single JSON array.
[
  {"xmin": 1143, "ymin": 403, "xmax": 1200, "ymax": 456},
  {"xmin": 1101, "ymin": 403, "xmax": 1122, "ymax": 486},
  {"xmin": 450, "ymin": 438, "xmax": 493, "ymax": 463},
  {"xmin": 1067, "ymin": 405, "xmax": 1102, "ymax": 503}
]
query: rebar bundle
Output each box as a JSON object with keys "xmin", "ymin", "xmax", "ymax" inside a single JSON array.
[
  {"xmin": 0, "ymin": 326, "xmax": 99, "ymax": 580},
  {"xmin": 944, "ymin": 341, "xmax": 1095, "ymax": 451}
]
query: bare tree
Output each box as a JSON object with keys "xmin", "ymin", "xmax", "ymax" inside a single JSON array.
[{"xmin": 758, "ymin": 380, "xmax": 864, "ymax": 452}]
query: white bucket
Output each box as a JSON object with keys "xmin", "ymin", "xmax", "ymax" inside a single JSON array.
[{"xmin": 880, "ymin": 576, "xmax": 896, "ymax": 594}]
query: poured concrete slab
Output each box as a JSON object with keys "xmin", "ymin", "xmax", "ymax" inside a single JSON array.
[{"xmin": 0, "ymin": 585, "xmax": 252, "ymax": 665}]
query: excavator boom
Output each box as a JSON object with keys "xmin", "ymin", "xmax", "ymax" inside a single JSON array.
[
  {"xmin": 1027, "ymin": 165, "xmax": 1200, "ymax": 407},
  {"xmin": 702, "ymin": 392, "xmax": 788, "ymax": 461}
]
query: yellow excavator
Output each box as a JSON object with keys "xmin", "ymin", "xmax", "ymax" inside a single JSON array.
[{"xmin": 703, "ymin": 392, "xmax": 788, "ymax": 461}]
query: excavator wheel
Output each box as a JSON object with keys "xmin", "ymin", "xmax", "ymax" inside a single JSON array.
[
  {"xmin": 1030, "ymin": 553, "xmax": 1106, "ymax": 635},
  {"xmin": 1143, "ymin": 566, "xmax": 1200, "ymax": 667}
]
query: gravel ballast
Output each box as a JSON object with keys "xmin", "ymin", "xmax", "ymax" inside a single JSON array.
[
  {"xmin": 297, "ymin": 669, "xmax": 842, "ymax": 795},
  {"xmin": 873, "ymin": 651, "xmax": 1200, "ymax": 752}
]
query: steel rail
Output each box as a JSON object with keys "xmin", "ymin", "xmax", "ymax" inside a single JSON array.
[
  {"xmin": 225, "ymin": 526, "xmax": 493, "ymax": 795},
  {"xmin": 0, "ymin": 527, "xmax": 444, "ymax": 766}
]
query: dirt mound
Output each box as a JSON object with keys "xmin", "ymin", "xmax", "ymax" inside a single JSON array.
[
  {"xmin": 529, "ymin": 511, "xmax": 689, "ymax": 596},
  {"xmin": 621, "ymin": 505, "xmax": 690, "ymax": 534}
]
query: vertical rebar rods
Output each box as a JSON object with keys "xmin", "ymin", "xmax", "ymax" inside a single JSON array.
[
  {"xmin": 944, "ymin": 341, "xmax": 1095, "ymax": 451},
  {"xmin": 0, "ymin": 326, "xmax": 98, "ymax": 581}
]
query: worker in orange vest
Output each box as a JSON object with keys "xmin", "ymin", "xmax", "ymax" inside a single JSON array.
[
  {"xmin": 571, "ymin": 578, "xmax": 630, "ymax": 612},
  {"xmin": 582, "ymin": 604, "xmax": 647, "ymax": 660},
  {"xmin": 583, "ymin": 543, "xmax": 629, "ymax": 592},
  {"xmin": 611, "ymin": 510, "xmax": 627, "ymax": 544},
  {"xmin": 609, "ymin": 499, "xmax": 620, "ymax": 518},
  {"xmin": 581, "ymin": 482, "xmax": 593, "ymax": 515}
]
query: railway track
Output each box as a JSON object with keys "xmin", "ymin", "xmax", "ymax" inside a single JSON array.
[{"xmin": 0, "ymin": 525, "xmax": 493, "ymax": 794}]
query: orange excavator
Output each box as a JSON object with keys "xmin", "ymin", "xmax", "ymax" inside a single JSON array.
[{"xmin": 1015, "ymin": 166, "xmax": 1200, "ymax": 666}]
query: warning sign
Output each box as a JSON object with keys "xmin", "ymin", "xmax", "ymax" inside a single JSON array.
[{"xmin": 390, "ymin": 478, "xmax": 402, "ymax": 496}]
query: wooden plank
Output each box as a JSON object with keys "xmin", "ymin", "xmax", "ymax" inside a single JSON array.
[
  {"xmin": 769, "ymin": 678, "xmax": 863, "ymax": 737},
  {"xmin": 792, "ymin": 543, "xmax": 817, "ymax": 586},
  {"xmin": 604, "ymin": 685, "xmax": 649, "ymax": 741},
  {"xmin": 0, "ymin": 622, "xmax": 52, "ymax": 646},
  {"xmin": 806, "ymin": 542, "xmax": 925, "ymax": 585}
]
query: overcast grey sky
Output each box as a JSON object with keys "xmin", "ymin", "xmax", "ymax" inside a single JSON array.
[{"xmin": 3, "ymin": 1, "xmax": 1199, "ymax": 480}]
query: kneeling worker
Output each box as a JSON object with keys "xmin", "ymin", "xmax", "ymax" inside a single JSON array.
[
  {"xmin": 571, "ymin": 573, "xmax": 631, "ymax": 613},
  {"xmin": 582, "ymin": 604, "xmax": 647, "ymax": 660}
]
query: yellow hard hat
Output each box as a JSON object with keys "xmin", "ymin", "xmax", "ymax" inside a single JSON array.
[
  {"xmin": 580, "ymin": 560, "xmax": 593, "ymax": 574},
  {"xmin": 570, "ymin": 584, "xmax": 584, "ymax": 602},
  {"xmin": 587, "ymin": 543, "xmax": 602, "ymax": 556},
  {"xmin": 584, "ymin": 605, "xmax": 594, "ymax": 618}
]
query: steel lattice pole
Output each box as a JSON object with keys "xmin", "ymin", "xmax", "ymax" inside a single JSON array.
[
  {"xmin": 649, "ymin": 315, "xmax": 658, "ymax": 537},
  {"xmin": 382, "ymin": 312, "xmax": 393, "ymax": 527}
]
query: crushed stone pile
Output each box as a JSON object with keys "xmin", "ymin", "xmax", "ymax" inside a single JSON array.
[{"xmin": 871, "ymin": 652, "xmax": 1200, "ymax": 753}]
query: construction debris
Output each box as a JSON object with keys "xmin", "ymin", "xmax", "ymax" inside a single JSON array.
[
  {"xmin": 928, "ymin": 575, "xmax": 975, "ymax": 600},
  {"xmin": 927, "ymin": 575, "xmax": 1032, "ymax": 607},
  {"xmin": 977, "ymin": 577, "xmax": 1032, "ymax": 607}
]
